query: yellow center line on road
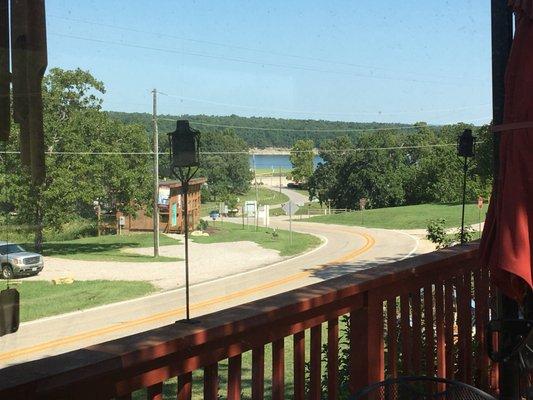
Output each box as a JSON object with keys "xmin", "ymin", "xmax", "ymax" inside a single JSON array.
[{"xmin": 0, "ymin": 229, "xmax": 375, "ymax": 363}]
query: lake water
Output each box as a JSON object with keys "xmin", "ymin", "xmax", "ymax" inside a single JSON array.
[{"xmin": 249, "ymin": 154, "xmax": 323, "ymax": 170}]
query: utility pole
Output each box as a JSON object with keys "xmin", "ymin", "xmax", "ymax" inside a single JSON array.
[
  {"xmin": 253, "ymin": 153, "xmax": 259, "ymax": 231},
  {"xmin": 279, "ymin": 165, "xmax": 282, "ymax": 193},
  {"xmin": 152, "ymin": 89, "xmax": 160, "ymax": 257}
]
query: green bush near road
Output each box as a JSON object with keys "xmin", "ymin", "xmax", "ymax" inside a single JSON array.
[
  {"xmin": 191, "ymin": 221, "xmax": 321, "ymax": 257},
  {"xmin": 307, "ymin": 203, "xmax": 485, "ymax": 230},
  {"xmin": 17, "ymin": 280, "xmax": 155, "ymax": 322}
]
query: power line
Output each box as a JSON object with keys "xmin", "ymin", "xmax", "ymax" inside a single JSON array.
[
  {"xmin": 1, "ymin": 142, "xmax": 479, "ymax": 156},
  {"xmin": 158, "ymin": 92, "xmax": 490, "ymax": 118},
  {"xmin": 48, "ymin": 13, "xmax": 485, "ymax": 84},
  {"xmin": 49, "ymin": 32, "xmax": 480, "ymax": 87},
  {"xmin": 158, "ymin": 118, "xmax": 423, "ymax": 132}
]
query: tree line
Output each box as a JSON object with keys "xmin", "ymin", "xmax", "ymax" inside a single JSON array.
[
  {"xmin": 108, "ymin": 111, "xmax": 417, "ymax": 149},
  {"xmin": 307, "ymin": 123, "xmax": 493, "ymax": 210}
]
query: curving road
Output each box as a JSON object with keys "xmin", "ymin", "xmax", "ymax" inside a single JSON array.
[{"xmin": 0, "ymin": 199, "xmax": 420, "ymax": 367}]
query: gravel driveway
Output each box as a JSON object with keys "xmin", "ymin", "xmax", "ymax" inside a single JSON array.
[{"xmin": 25, "ymin": 241, "xmax": 284, "ymax": 290}]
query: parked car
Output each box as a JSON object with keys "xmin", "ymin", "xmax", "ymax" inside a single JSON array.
[{"xmin": 0, "ymin": 241, "xmax": 44, "ymax": 279}]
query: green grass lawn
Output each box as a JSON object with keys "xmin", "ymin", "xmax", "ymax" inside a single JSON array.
[
  {"xmin": 308, "ymin": 203, "xmax": 486, "ymax": 230},
  {"xmin": 35, "ymin": 233, "xmax": 181, "ymax": 262},
  {"xmin": 15, "ymin": 280, "xmax": 155, "ymax": 322},
  {"xmin": 202, "ymin": 188, "xmax": 290, "ymax": 217},
  {"xmin": 254, "ymin": 166, "xmax": 292, "ymax": 176},
  {"xmin": 192, "ymin": 221, "xmax": 321, "ymax": 257},
  {"xmin": 241, "ymin": 187, "xmax": 289, "ymax": 206}
]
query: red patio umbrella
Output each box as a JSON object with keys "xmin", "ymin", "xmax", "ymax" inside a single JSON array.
[{"xmin": 480, "ymin": 0, "xmax": 533, "ymax": 303}]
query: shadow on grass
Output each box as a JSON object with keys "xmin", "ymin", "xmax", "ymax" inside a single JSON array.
[{"xmin": 40, "ymin": 242, "xmax": 134, "ymax": 257}]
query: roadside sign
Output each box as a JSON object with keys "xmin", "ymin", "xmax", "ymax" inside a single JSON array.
[
  {"xmin": 359, "ymin": 198, "xmax": 367, "ymax": 210},
  {"xmin": 282, "ymin": 201, "xmax": 299, "ymax": 216},
  {"xmin": 477, "ymin": 196, "xmax": 484, "ymax": 209},
  {"xmin": 244, "ymin": 201, "xmax": 257, "ymax": 217},
  {"xmin": 282, "ymin": 201, "xmax": 298, "ymax": 245}
]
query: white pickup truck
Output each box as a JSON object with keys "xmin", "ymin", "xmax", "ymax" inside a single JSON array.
[{"xmin": 0, "ymin": 241, "xmax": 44, "ymax": 279}]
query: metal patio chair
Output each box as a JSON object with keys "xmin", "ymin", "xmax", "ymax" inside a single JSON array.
[{"xmin": 350, "ymin": 376, "xmax": 496, "ymax": 400}]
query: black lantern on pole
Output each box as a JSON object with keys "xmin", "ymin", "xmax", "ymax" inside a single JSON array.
[
  {"xmin": 168, "ymin": 120, "xmax": 201, "ymax": 322},
  {"xmin": 168, "ymin": 120, "xmax": 200, "ymax": 170},
  {"xmin": 458, "ymin": 128, "xmax": 475, "ymax": 158},
  {"xmin": 457, "ymin": 129, "xmax": 475, "ymax": 244}
]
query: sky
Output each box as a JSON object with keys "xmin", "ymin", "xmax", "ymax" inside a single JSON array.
[{"xmin": 46, "ymin": 0, "xmax": 493, "ymax": 125}]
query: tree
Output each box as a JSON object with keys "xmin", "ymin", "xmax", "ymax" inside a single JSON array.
[
  {"xmin": 308, "ymin": 123, "xmax": 493, "ymax": 211},
  {"xmin": 1, "ymin": 68, "xmax": 152, "ymax": 250},
  {"xmin": 289, "ymin": 139, "xmax": 314, "ymax": 183},
  {"xmin": 196, "ymin": 130, "xmax": 252, "ymax": 200}
]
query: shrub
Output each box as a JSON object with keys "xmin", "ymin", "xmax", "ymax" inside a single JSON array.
[
  {"xmin": 426, "ymin": 218, "xmax": 452, "ymax": 249},
  {"xmin": 197, "ymin": 219, "xmax": 209, "ymax": 231},
  {"xmin": 454, "ymin": 225, "xmax": 475, "ymax": 244}
]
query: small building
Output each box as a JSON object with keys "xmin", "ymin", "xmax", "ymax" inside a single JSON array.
[{"xmin": 117, "ymin": 178, "xmax": 206, "ymax": 233}]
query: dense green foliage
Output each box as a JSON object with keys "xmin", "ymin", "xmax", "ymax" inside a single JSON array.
[
  {"xmin": 195, "ymin": 130, "xmax": 253, "ymax": 200},
  {"xmin": 108, "ymin": 111, "xmax": 417, "ymax": 149},
  {"xmin": 289, "ymin": 139, "xmax": 314, "ymax": 183},
  {"xmin": 308, "ymin": 123, "xmax": 492, "ymax": 209},
  {"xmin": 1, "ymin": 68, "xmax": 152, "ymax": 249}
]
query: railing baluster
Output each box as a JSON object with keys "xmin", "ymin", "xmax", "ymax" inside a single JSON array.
[
  {"xmin": 272, "ymin": 338, "xmax": 285, "ymax": 400},
  {"xmin": 252, "ymin": 346, "xmax": 265, "ymax": 400},
  {"xmin": 204, "ymin": 363, "xmax": 218, "ymax": 400},
  {"xmin": 293, "ymin": 331, "xmax": 305, "ymax": 400},
  {"xmin": 444, "ymin": 280, "xmax": 455, "ymax": 380},
  {"xmin": 177, "ymin": 372, "xmax": 192, "ymax": 400},
  {"xmin": 435, "ymin": 281, "xmax": 446, "ymax": 380},
  {"xmin": 474, "ymin": 267, "xmax": 490, "ymax": 389},
  {"xmin": 411, "ymin": 289, "xmax": 422, "ymax": 375},
  {"xmin": 146, "ymin": 382, "xmax": 163, "ymax": 400},
  {"xmin": 387, "ymin": 298, "xmax": 398, "ymax": 378},
  {"xmin": 462, "ymin": 270, "xmax": 473, "ymax": 384},
  {"xmin": 400, "ymin": 294, "xmax": 412, "ymax": 375},
  {"xmin": 424, "ymin": 284, "xmax": 435, "ymax": 377},
  {"xmin": 328, "ymin": 318, "xmax": 339, "ymax": 400},
  {"xmin": 457, "ymin": 273, "xmax": 466, "ymax": 382},
  {"xmin": 227, "ymin": 354, "xmax": 242, "ymax": 400},
  {"xmin": 435, "ymin": 282, "xmax": 446, "ymax": 377},
  {"xmin": 310, "ymin": 324, "xmax": 322, "ymax": 400}
]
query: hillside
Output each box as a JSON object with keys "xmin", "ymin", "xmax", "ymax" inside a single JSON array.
[{"xmin": 107, "ymin": 111, "xmax": 420, "ymax": 149}]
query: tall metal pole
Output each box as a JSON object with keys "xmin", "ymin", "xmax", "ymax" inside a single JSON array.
[
  {"xmin": 289, "ymin": 202, "xmax": 293, "ymax": 245},
  {"xmin": 460, "ymin": 156, "xmax": 468, "ymax": 244},
  {"xmin": 152, "ymin": 89, "xmax": 160, "ymax": 257},
  {"xmin": 491, "ymin": 1, "xmax": 518, "ymax": 398},
  {"xmin": 279, "ymin": 165, "xmax": 282, "ymax": 193},
  {"xmin": 183, "ymin": 181, "xmax": 190, "ymax": 321},
  {"xmin": 253, "ymin": 153, "xmax": 259, "ymax": 231}
]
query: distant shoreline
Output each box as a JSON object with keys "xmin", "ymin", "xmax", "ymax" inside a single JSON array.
[{"xmin": 249, "ymin": 147, "xmax": 318, "ymax": 155}]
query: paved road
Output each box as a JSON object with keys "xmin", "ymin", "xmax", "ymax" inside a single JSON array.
[{"xmin": 0, "ymin": 212, "xmax": 420, "ymax": 368}]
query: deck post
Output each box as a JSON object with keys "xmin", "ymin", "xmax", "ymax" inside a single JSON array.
[
  {"xmin": 349, "ymin": 292, "xmax": 384, "ymax": 394},
  {"xmin": 490, "ymin": 0, "xmax": 519, "ymax": 398}
]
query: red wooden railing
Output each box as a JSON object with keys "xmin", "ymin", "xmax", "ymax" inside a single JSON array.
[{"xmin": 0, "ymin": 242, "xmax": 497, "ymax": 399}]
